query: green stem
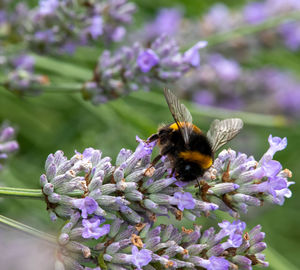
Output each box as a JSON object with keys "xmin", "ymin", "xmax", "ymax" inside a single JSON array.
[
  {"xmin": 0, "ymin": 187, "xmax": 83, "ymax": 199},
  {"xmin": 0, "ymin": 215, "xmax": 57, "ymax": 244},
  {"xmin": 205, "ymin": 11, "xmax": 300, "ymax": 47},
  {"xmin": 0, "ymin": 187, "xmax": 44, "ymax": 199},
  {"xmin": 39, "ymin": 84, "xmax": 82, "ymax": 94}
]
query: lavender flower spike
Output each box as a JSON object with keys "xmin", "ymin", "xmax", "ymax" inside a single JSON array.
[
  {"xmin": 82, "ymin": 35, "xmax": 207, "ymax": 104},
  {"xmin": 41, "ymin": 133, "xmax": 292, "ymax": 222},
  {"xmin": 41, "ymin": 133, "xmax": 290, "ymax": 269},
  {"xmin": 56, "ymin": 219, "xmax": 268, "ymax": 269},
  {"xmin": 200, "ymin": 135, "xmax": 293, "ymax": 217}
]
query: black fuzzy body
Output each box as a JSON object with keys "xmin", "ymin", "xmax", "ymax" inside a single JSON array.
[{"xmin": 153, "ymin": 123, "xmax": 213, "ymax": 182}]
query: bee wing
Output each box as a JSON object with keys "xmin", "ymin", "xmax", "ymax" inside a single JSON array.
[
  {"xmin": 164, "ymin": 88, "xmax": 193, "ymax": 145},
  {"xmin": 207, "ymin": 118, "xmax": 243, "ymax": 152}
]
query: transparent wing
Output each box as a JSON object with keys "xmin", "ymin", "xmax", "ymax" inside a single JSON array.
[
  {"xmin": 164, "ymin": 88, "xmax": 193, "ymax": 145},
  {"xmin": 207, "ymin": 118, "xmax": 243, "ymax": 152}
]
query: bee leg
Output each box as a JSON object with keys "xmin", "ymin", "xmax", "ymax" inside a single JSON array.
[
  {"xmin": 195, "ymin": 178, "xmax": 201, "ymax": 197},
  {"xmin": 144, "ymin": 144, "xmax": 174, "ymax": 176},
  {"xmin": 144, "ymin": 154, "xmax": 162, "ymax": 176},
  {"xmin": 146, "ymin": 133, "xmax": 159, "ymax": 143}
]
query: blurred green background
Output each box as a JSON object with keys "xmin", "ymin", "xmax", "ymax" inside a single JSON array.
[{"xmin": 0, "ymin": 1, "xmax": 299, "ymax": 269}]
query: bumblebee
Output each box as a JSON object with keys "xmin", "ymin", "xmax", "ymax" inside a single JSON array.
[{"xmin": 147, "ymin": 88, "xmax": 243, "ymax": 182}]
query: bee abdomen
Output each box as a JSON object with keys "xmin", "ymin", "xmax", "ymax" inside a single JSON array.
[{"xmin": 178, "ymin": 151, "xmax": 213, "ymax": 170}]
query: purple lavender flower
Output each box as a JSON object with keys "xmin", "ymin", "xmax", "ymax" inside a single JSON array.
[
  {"xmin": 173, "ymin": 192, "xmax": 196, "ymax": 211},
  {"xmin": 20, "ymin": 0, "xmax": 136, "ymax": 54},
  {"xmin": 263, "ymin": 135, "xmax": 287, "ymax": 159},
  {"xmin": 82, "ymin": 216, "xmax": 110, "ymax": 239},
  {"xmin": 131, "ymin": 246, "xmax": 152, "ymax": 269},
  {"xmin": 207, "ymin": 256, "xmax": 230, "ymax": 270},
  {"xmin": 209, "ymin": 54, "xmax": 241, "ymax": 82},
  {"xmin": 137, "ymin": 49, "xmax": 160, "ymax": 72},
  {"xmin": 243, "ymin": 2, "xmax": 268, "ymax": 24},
  {"xmin": 183, "ymin": 41, "xmax": 207, "ymax": 67},
  {"xmin": 0, "ymin": 123, "xmax": 19, "ymax": 171},
  {"xmin": 110, "ymin": 26, "xmax": 126, "ymax": 42},
  {"xmin": 279, "ymin": 22, "xmax": 300, "ymax": 51},
  {"xmin": 12, "ymin": 55, "xmax": 35, "ymax": 71},
  {"xmin": 88, "ymin": 16, "xmax": 103, "ymax": 40},
  {"xmin": 193, "ymin": 90, "xmax": 216, "ymax": 106},
  {"xmin": 202, "ymin": 4, "xmax": 232, "ymax": 33},
  {"xmin": 38, "ymin": 0, "xmax": 59, "ymax": 16},
  {"xmin": 135, "ymin": 135, "xmax": 156, "ymax": 159},
  {"xmin": 144, "ymin": 8, "xmax": 182, "ymax": 39},
  {"xmin": 73, "ymin": 197, "xmax": 98, "ymax": 218}
]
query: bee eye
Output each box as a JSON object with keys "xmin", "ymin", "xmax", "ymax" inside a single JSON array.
[{"xmin": 184, "ymin": 165, "xmax": 191, "ymax": 171}]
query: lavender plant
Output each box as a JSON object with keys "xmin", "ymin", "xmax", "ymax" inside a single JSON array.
[
  {"xmin": 179, "ymin": 0, "xmax": 300, "ymax": 53},
  {"xmin": 0, "ymin": 1, "xmax": 297, "ymax": 269},
  {"xmin": 177, "ymin": 54, "xmax": 300, "ymax": 116},
  {"xmin": 82, "ymin": 36, "xmax": 207, "ymax": 104},
  {"xmin": 0, "ymin": 122, "xmax": 18, "ymax": 171},
  {"xmin": 37, "ymin": 131, "xmax": 292, "ymax": 269},
  {"xmin": 17, "ymin": 0, "xmax": 136, "ymax": 53},
  {"xmin": 1, "ymin": 54, "xmax": 49, "ymax": 95}
]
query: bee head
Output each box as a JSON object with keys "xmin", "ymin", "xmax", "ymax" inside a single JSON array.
[{"xmin": 175, "ymin": 160, "xmax": 205, "ymax": 182}]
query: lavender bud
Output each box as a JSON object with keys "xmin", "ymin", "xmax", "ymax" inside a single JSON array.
[
  {"xmin": 209, "ymin": 183, "xmax": 240, "ymax": 195},
  {"xmin": 40, "ymin": 174, "xmax": 48, "ymax": 187},
  {"xmin": 46, "ymin": 163, "xmax": 57, "ymax": 180},
  {"xmin": 43, "ymin": 183, "xmax": 54, "ymax": 195},
  {"xmin": 58, "ymin": 233, "xmax": 70, "ymax": 245},
  {"xmin": 249, "ymin": 242, "xmax": 267, "ymax": 254},
  {"xmin": 146, "ymin": 177, "xmax": 177, "ymax": 193},
  {"xmin": 124, "ymin": 190, "xmax": 143, "ymax": 201}
]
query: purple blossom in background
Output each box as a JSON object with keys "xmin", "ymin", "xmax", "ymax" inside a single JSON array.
[
  {"xmin": 144, "ymin": 8, "xmax": 182, "ymax": 39},
  {"xmin": 38, "ymin": 0, "xmax": 59, "ymax": 16},
  {"xmin": 88, "ymin": 16, "xmax": 103, "ymax": 40},
  {"xmin": 84, "ymin": 35, "xmax": 207, "ymax": 104},
  {"xmin": 73, "ymin": 196, "xmax": 98, "ymax": 218},
  {"xmin": 279, "ymin": 22, "xmax": 300, "ymax": 51},
  {"xmin": 173, "ymin": 192, "xmax": 196, "ymax": 211},
  {"xmin": 137, "ymin": 49, "xmax": 159, "ymax": 72},
  {"xmin": 0, "ymin": 11, "xmax": 7, "ymax": 25},
  {"xmin": 202, "ymin": 4, "xmax": 232, "ymax": 32},
  {"xmin": 193, "ymin": 90, "xmax": 216, "ymax": 106},
  {"xmin": 131, "ymin": 246, "xmax": 152, "ymax": 269},
  {"xmin": 209, "ymin": 54, "xmax": 241, "ymax": 82},
  {"xmin": 13, "ymin": 55, "xmax": 35, "ymax": 71},
  {"xmin": 12, "ymin": 0, "xmax": 137, "ymax": 54},
  {"xmin": 243, "ymin": 2, "xmax": 268, "ymax": 24},
  {"xmin": 110, "ymin": 26, "xmax": 126, "ymax": 42},
  {"xmin": 34, "ymin": 29, "xmax": 56, "ymax": 43},
  {"xmin": 0, "ymin": 123, "xmax": 19, "ymax": 171},
  {"xmin": 82, "ymin": 216, "xmax": 110, "ymax": 239}
]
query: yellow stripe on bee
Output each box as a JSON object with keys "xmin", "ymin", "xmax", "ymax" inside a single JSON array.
[
  {"xmin": 169, "ymin": 122, "xmax": 202, "ymax": 133},
  {"xmin": 179, "ymin": 151, "xmax": 213, "ymax": 169}
]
